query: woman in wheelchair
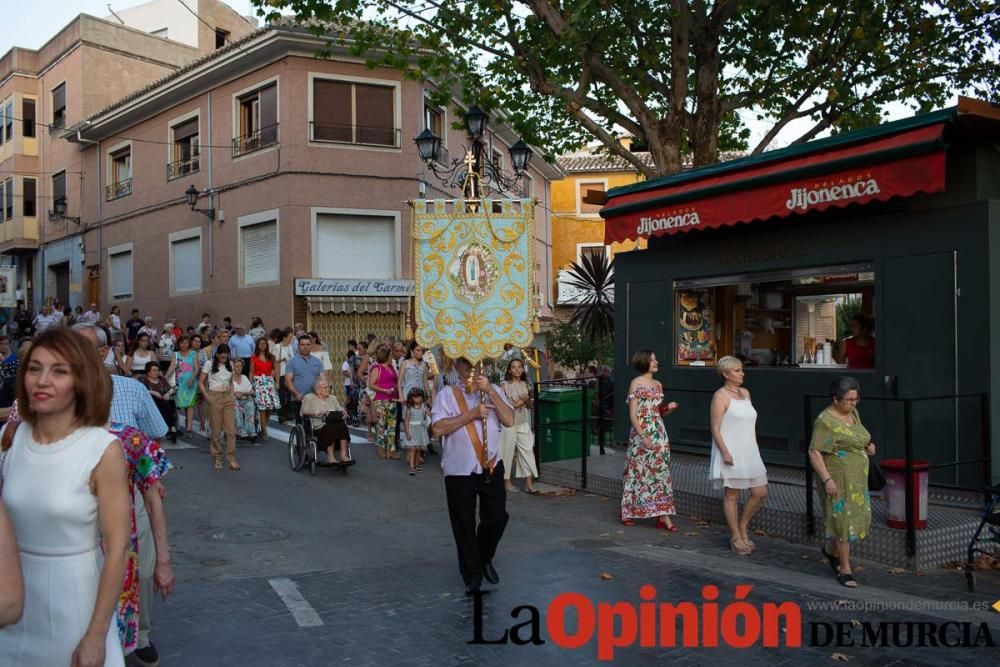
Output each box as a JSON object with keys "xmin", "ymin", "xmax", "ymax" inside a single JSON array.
[{"xmin": 301, "ymin": 378, "xmax": 351, "ymax": 464}]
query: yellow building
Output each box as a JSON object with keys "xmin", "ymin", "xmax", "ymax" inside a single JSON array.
[{"xmin": 550, "ymin": 151, "xmax": 650, "ymax": 310}]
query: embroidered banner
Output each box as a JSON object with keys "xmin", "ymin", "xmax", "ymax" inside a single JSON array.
[{"xmin": 412, "ymin": 199, "xmax": 535, "ymax": 363}]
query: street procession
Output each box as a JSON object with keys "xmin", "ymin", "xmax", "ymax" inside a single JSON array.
[{"xmin": 0, "ymin": 0, "xmax": 998, "ymax": 665}]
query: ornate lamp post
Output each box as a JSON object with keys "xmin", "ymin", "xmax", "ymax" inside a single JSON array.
[{"xmin": 414, "ymin": 105, "xmax": 533, "ymax": 200}]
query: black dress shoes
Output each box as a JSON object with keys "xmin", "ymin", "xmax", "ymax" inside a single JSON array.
[{"xmin": 483, "ymin": 562, "xmax": 499, "ymax": 585}]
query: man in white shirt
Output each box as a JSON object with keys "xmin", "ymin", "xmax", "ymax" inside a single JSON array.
[
  {"xmin": 32, "ymin": 304, "xmax": 61, "ymax": 333},
  {"xmin": 79, "ymin": 302, "xmax": 101, "ymax": 325},
  {"xmin": 430, "ymin": 357, "xmax": 514, "ymax": 595},
  {"xmin": 194, "ymin": 313, "xmax": 212, "ymax": 336}
]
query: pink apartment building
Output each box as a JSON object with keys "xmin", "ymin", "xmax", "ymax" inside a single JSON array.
[
  {"xmin": 65, "ymin": 20, "xmax": 562, "ymax": 344},
  {"xmin": 0, "ymin": 0, "xmax": 255, "ymax": 312}
]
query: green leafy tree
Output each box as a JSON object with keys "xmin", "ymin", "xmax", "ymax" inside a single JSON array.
[
  {"xmin": 547, "ymin": 320, "xmax": 614, "ymax": 375},
  {"xmin": 255, "ymin": 1, "xmax": 998, "ymax": 176}
]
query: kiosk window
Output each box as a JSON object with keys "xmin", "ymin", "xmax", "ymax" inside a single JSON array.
[{"xmin": 673, "ymin": 264, "xmax": 874, "ymax": 368}]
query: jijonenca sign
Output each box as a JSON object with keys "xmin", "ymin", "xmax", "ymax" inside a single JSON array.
[
  {"xmin": 294, "ymin": 278, "xmax": 414, "ymax": 297},
  {"xmin": 785, "ymin": 178, "xmax": 881, "ymax": 211},
  {"xmin": 636, "ymin": 207, "xmax": 702, "ymax": 236}
]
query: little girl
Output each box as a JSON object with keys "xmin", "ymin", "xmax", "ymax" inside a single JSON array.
[{"xmin": 402, "ymin": 388, "xmax": 430, "ymax": 475}]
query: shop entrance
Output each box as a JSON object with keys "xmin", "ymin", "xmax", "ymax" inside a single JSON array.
[{"xmin": 881, "ymin": 251, "xmax": 960, "ymax": 483}]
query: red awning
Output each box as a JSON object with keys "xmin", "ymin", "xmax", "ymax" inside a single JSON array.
[{"xmin": 603, "ymin": 122, "xmax": 947, "ymax": 244}]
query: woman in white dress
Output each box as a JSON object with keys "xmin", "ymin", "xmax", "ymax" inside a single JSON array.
[
  {"xmin": 0, "ymin": 328, "xmax": 131, "ymax": 666},
  {"xmin": 709, "ymin": 356, "xmax": 769, "ymax": 556}
]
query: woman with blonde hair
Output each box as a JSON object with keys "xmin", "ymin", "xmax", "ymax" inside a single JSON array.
[
  {"xmin": 709, "ymin": 356, "xmax": 769, "ymax": 555},
  {"xmin": 0, "ymin": 328, "xmax": 130, "ymax": 665}
]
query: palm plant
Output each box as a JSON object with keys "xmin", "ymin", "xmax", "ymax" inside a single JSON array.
[{"xmin": 564, "ymin": 251, "xmax": 615, "ymax": 346}]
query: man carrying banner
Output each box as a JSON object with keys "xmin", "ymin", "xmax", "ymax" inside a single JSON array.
[{"xmin": 431, "ymin": 356, "xmax": 514, "ymax": 595}]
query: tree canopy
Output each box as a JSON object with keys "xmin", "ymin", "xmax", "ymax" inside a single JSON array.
[{"xmin": 256, "ymin": 1, "xmax": 1000, "ymax": 177}]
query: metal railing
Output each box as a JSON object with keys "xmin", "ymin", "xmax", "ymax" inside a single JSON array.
[
  {"xmin": 166, "ymin": 155, "xmax": 200, "ymax": 180},
  {"xmin": 532, "ymin": 376, "xmax": 612, "ymax": 489},
  {"xmin": 803, "ymin": 392, "xmax": 991, "ymax": 558},
  {"xmin": 105, "ymin": 178, "xmax": 132, "ymax": 201},
  {"xmin": 308, "ymin": 121, "xmax": 401, "ymax": 148},
  {"xmin": 232, "ymin": 123, "xmax": 279, "ymax": 157}
]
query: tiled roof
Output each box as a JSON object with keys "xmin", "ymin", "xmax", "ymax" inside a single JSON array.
[
  {"xmin": 78, "ymin": 28, "xmax": 270, "ymax": 125},
  {"xmin": 557, "ymin": 152, "xmax": 655, "ymax": 173},
  {"xmin": 557, "ymin": 150, "xmax": 747, "ymax": 175}
]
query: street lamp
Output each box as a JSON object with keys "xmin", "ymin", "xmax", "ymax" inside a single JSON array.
[
  {"xmin": 414, "ymin": 105, "xmax": 532, "ymax": 199},
  {"xmin": 185, "ymin": 185, "xmax": 215, "ymax": 220},
  {"xmin": 50, "ymin": 196, "xmax": 81, "ymax": 225}
]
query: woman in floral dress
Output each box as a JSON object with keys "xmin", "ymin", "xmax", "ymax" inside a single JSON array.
[
  {"xmin": 808, "ymin": 376, "xmax": 876, "ymax": 588},
  {"xmin": 621, "ymin": 349, "xmax": 678, "ymax": 530},
  {"xmin": 174, "ymin": 335, "xmax": 199, "ymax": 436}
]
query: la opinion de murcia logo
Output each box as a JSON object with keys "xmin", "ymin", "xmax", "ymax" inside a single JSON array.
[
  {"xmin": 786, "ymin": 176, "xmax": 881, "ymax": 211},
  {"xmin": 637, "ymin": 207, "xmax": 701, "ymax": 236}
]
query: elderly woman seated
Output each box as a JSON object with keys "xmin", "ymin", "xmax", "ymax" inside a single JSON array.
[{"xmin": 301, "ymin": 377, "xmax": 351, "ymax": 464}]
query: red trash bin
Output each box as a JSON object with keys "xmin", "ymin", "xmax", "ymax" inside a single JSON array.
[{"xmin": 880, "ymin": 459, "xmax": 929, "ymax": 529}]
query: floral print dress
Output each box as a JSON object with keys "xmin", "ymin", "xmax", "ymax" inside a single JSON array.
[
  {"xmin": 621, "ymin": 384, "xmax": 676, "ymax": 520},
  {"xmin": 809, "ymin": 408, "xmax": 871, "ymax": 543}
]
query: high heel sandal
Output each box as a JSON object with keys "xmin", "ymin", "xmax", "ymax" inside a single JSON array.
[
  {"xmin": 656, "ymin": 518, "xmax": 679, "ymax": 532},
  {"xmin": 730, "ymin": 539, "xmax": 752, "ymax": 556},
  {"xmin": 213, "ymin": 457, "xmax": 223, "ymax": 470}
]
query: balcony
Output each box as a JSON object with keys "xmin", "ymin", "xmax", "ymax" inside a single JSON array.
[
  {"xmin": 167, "ymin": 155, "xmax": 200, "ymax": 180},
  {"xmin": 232, "ymin": 123, "xmax": 279, "ymax": 158},
  {"xmin": 556, "ymin": 268, "xmax": 615, "ymax": 307},
  {"xmin": 309, "ymin": 122, "xmax": 401, "ymax": 148},
  {"xmin": 105, "ymin": 178, "xmax": 132, "ymax": 201},
  {"xmin": 0, "ymin": 216, "xmax": 40, "ymax": 254}
]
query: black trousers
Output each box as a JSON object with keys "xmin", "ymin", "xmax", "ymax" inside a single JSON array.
[{"xmin": 444, "ymin": 461, "xmax": 508, "ymax": 586}]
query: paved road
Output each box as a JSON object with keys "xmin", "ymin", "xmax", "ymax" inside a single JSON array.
[{"xmin": 151, "ymin": 429, "xmax": 1000, "ymax": 666}]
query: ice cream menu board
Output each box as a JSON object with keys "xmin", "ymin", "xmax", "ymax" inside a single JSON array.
[{"xmin": 676, "ymin": 288, "xmax": 717, "ymax": 364}]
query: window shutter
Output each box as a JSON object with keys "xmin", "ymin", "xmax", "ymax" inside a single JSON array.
[
  {"xmin": 355, "ymin": 84, "xmax": 394, "ymax": 145},
  {"xmin": 242, "ymin": 221, "xmax": 278, "ymax": 285},
  {"xmin": 110, "ymin": 251, "xmax": 132, "ymax": 298},
  {"xmin": 173, "ymin": 118, "xmax": 199, "ymax": 140},
  {"xmin": 312, "ymin": 80, "xmax": 352, "ymax": 141},
  {"xmin": 172, "ymin": 237, "xmax": 201, "ymax": 292},
  {"xmin": 22, "ymin": 178, "xmax": 35, "ymax": 216},
  {"xmin": 52, "ymin": 84, "xmax": 66, "ymax": 112},
  {"xmin": 315, "ymin": 214, "xmax": 394, "ymax": 279},
  {"xmin": 259, "ymin": 85, "xmax": 277, "ymax": 145}
]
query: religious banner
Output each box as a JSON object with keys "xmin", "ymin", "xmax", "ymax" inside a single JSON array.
[{"xmin": 412, "ymin": 199, "xmax": 536, "ymax": 363}]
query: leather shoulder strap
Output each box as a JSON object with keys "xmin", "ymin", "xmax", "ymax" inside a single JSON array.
[
  {"xmin": 451, "ymin": 386, "xmax": 494, "ymax": 471},
  {"xmin": 1, "ymin": 420, "xmax": 18, "ymax": 452}
]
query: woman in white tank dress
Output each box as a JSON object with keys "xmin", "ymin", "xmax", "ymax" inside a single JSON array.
[
  {"xmin": 0, "ymin": 329, "xmax": 130, "ymax": 666},
  {"xmin": 709, "ymin": 356, "xmax": 768, "ymax": 556}
]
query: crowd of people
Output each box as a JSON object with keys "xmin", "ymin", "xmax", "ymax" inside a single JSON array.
[{"xmin": 0, "ymin": 299, "xmax": 879, "ymax": 665}]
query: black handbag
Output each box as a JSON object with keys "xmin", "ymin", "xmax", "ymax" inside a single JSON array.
[{"xmin": 867, "ymin": 456, "xmax": 887, "ymax": 491}]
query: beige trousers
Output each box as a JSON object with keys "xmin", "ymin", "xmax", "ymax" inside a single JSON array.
[
  {"xmin": 500, "ymin": 419, "xmax": 538, "ymax": 480},
  {"xmin": 206, "ymin": 390, "xmax": 237, "ymax": 461}
]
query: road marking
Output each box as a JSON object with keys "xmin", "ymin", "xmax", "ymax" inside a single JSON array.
[{"xmin": 268, "ymin": 578, "xmax": 323, "ymax": 627}]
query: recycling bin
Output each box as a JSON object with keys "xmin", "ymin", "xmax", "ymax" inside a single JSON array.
[
  {"xmin": 537, "ymin": 387, "xmax": 585, "ymax": 462},
  {"xmin": 880, "ymin": 459, "xmax": 929, "ymax": 529}
]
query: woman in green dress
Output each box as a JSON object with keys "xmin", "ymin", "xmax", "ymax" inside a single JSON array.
[
  {"xmin": 174, "ymin": 335, "xmax": 199, "ymax": 435},
  {"xmin": 808, "ymin": 376, "xmax": 877, "ymax": 588}
]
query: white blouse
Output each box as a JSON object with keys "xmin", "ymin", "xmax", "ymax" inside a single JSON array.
[{"xmin": 201, "ymin": 363, "xmax": 233, "ymax": 391}]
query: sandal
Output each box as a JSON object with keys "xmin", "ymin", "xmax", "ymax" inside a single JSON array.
[
  {"xmin": 656, "ymin": 518, "xmax": 679, "ymax": 532},
  {"xmin": 821, "ymin": 547, "xmax": 840, "ymax": 573},
  {"xmin": 730, "ymin": 539, "xmax": 753, "ymax": 556},
  {"xmin": 621, "ymin": 519, "xmax": 635, "ymax": 527},
  {"xmin": 836, "ymin": 573, "xmax": 858, "ymax": 588},
  {"xmin": 409, "ymin": 468, "xmax": 416, "ymax": 476},
  {"xmin": 213, "ymin": 457, "xmax": 223, "ymax": 470},
  {"xmin": 229, "ymin": 461, "xmax": 241, "ymax": 471},
  {"xmin": 389, "ymin": 451, "xmax": 401, "ymax": 460}
]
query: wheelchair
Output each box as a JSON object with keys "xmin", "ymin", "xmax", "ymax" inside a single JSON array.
[
  {"xmin": 287, "ymin": 406, "xmax": 355, "ymax": 476},
  {"xmin": 964, "ymin": 482, "xmax": 1000, "ymax": 592}
]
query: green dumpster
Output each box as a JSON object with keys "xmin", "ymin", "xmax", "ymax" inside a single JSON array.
[{"xmin": 537, "ymin": 387, "xmax": 584, "ymax": 462}]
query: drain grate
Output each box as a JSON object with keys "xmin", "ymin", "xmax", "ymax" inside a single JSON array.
[{"xmin": 206, "ymin": 525, "xmax": 288, "ymax": 544}]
